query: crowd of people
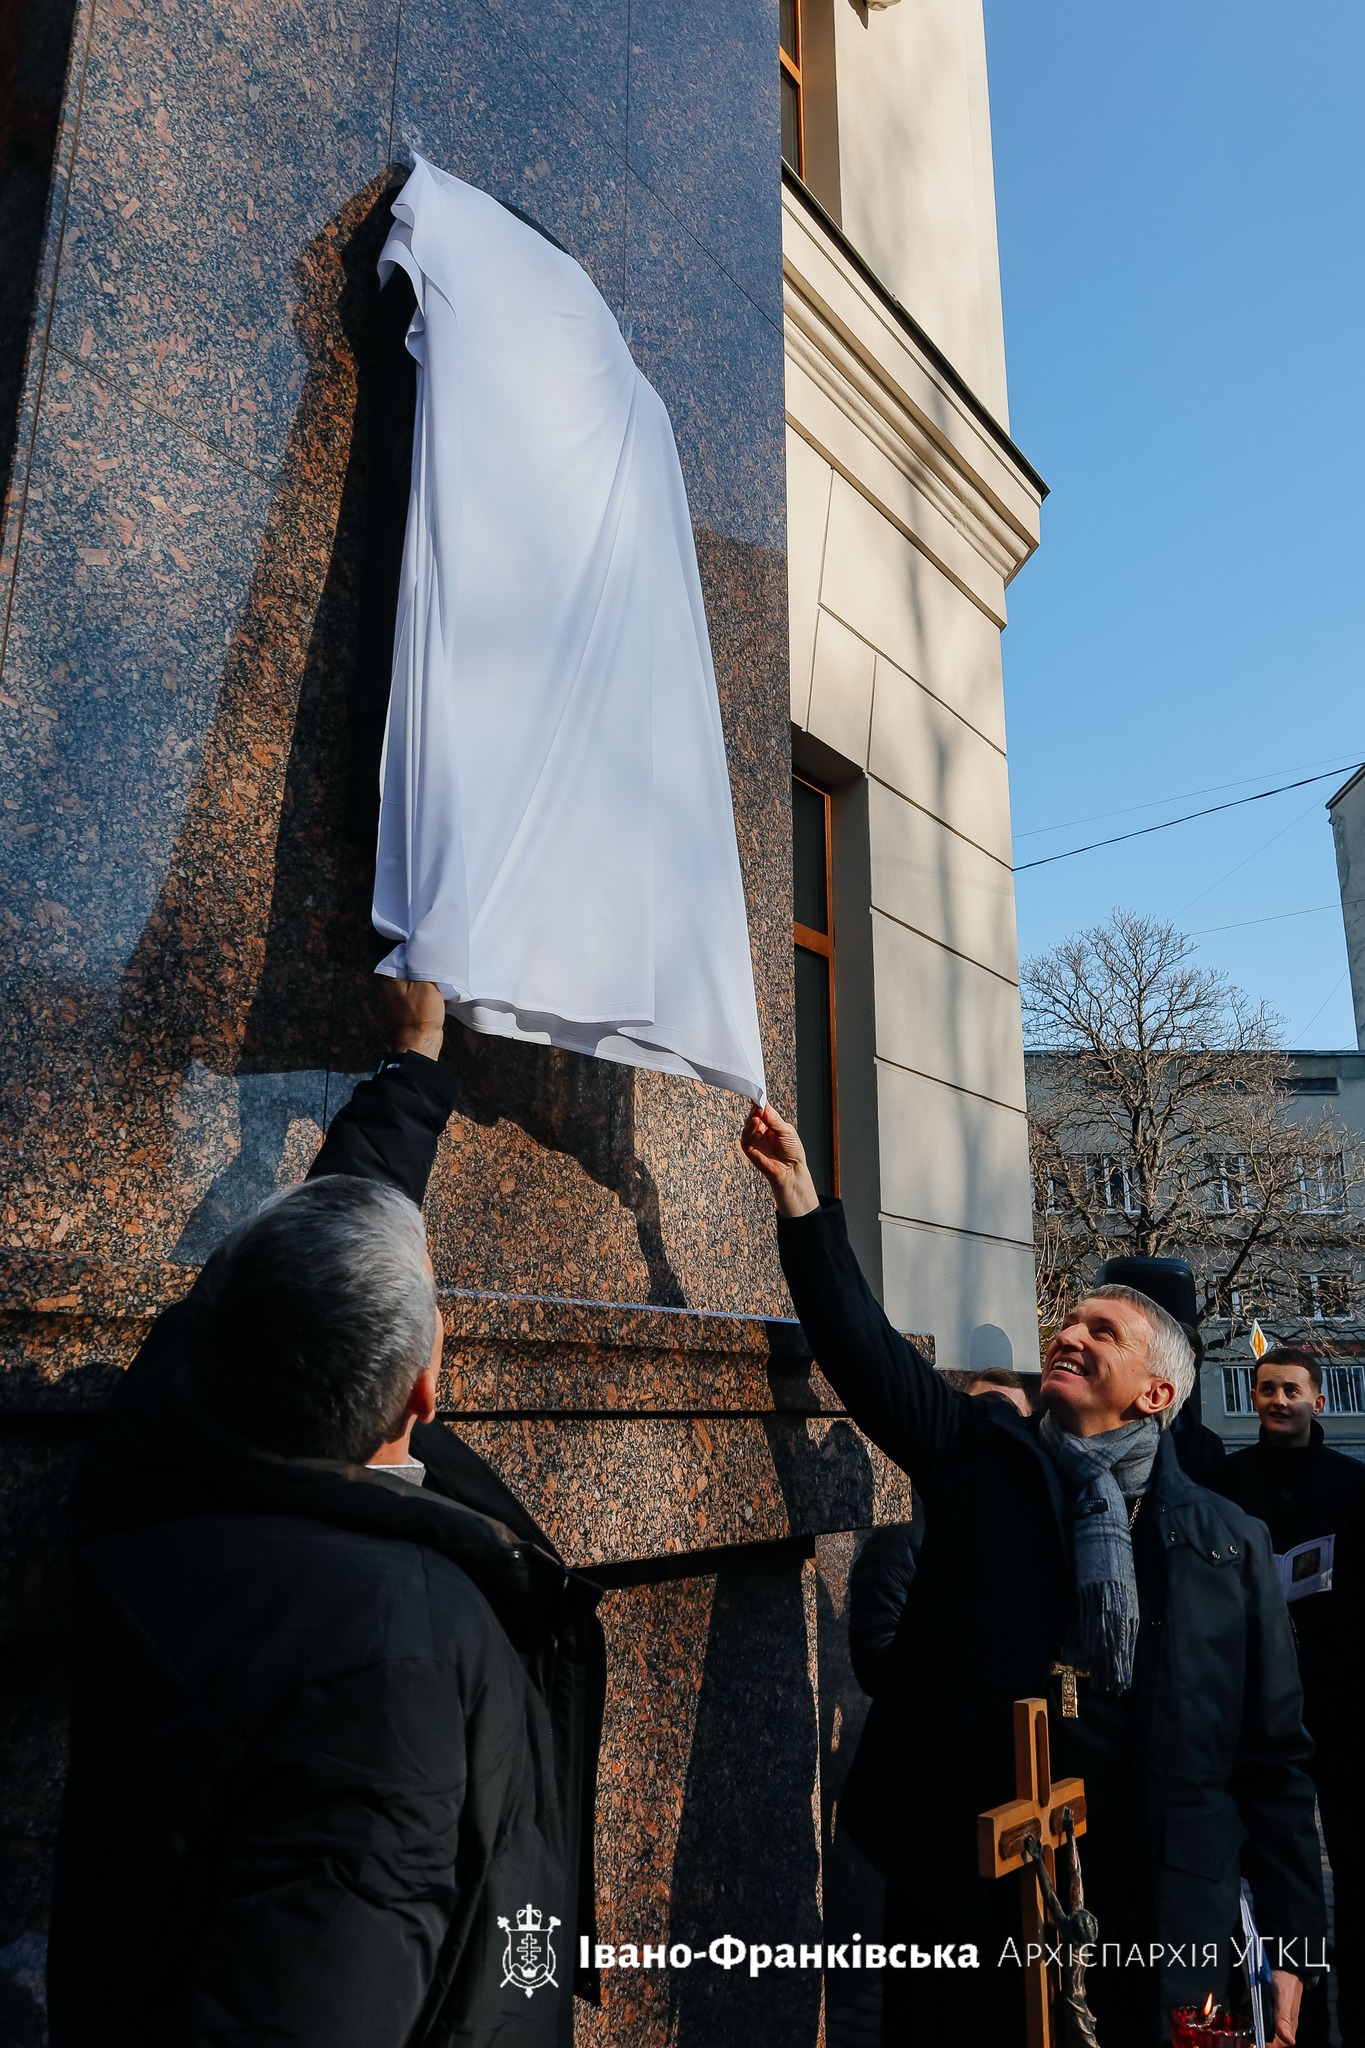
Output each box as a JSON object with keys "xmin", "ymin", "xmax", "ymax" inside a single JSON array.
[{"xmin": 44, "ymin": 980, "xmax": 1362, "ymax": 2048}]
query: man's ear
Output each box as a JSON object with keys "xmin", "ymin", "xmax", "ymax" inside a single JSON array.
[
  {"xmin": 407, "ymin": 1363, "xmax": 439, "ymax": 1429},
  {"xmin": 1134, "ymin": 1376, "xmax": 1177, "ymax": 1420}
]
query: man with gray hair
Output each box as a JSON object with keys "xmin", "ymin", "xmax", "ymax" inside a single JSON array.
[
  {"xmin": 47, "ymin": 980, "xmax": 605, "ymax": 2048},
  {"xmin": 742, "ymin": 1102, "xmax": 1323, "ymax": 2048}
]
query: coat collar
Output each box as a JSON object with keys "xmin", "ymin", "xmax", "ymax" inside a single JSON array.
[{"xmin": 1254, "ymin": 1417, "xmax": 1325, "ymax": 1461}]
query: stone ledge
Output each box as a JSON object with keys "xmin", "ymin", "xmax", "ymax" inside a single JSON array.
[{"xmin": 0, "ymin": 1252, "xmax": 933, "ymax": 1414}]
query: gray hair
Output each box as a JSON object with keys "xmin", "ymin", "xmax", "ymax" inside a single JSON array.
[
  {"xmin": 1081, "ymin": 1283, "xmax": 1196, "ymax": 1427},
  {"xmin": 195, "ymin": 1175, "xmax": 437, "ymax": 1463}
]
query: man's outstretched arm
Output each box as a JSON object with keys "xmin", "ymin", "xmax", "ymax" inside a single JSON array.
[
  {"xmin": 741, "ymin": 1104, "xmax": 969, "ymax": 1498},
  {"xmin": 308, "ymin": 979, "xmax": 457, "ymax": 1207}
]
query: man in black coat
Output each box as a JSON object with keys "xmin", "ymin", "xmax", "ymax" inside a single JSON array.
[
  {"xmin": 742, "ymin": 1103, "xmax": 1323, "ymax": 2048},
  {"xmin": 47, "ymin": 980, "xmax": 605, "ymax": 2048},
  {"xmin": 1214, "ymin": 1347, "xmax": 1365, "ymax": 2047}
]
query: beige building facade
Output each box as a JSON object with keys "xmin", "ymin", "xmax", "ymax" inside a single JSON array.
[{"xmin": 782, "ymin": 0, "xmax": 1044, "ymax": 1372}]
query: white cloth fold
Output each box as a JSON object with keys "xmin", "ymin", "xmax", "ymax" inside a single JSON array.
[{"xmin": 371, "ymin": 157, "xmax": 766, "ymax": 1104}]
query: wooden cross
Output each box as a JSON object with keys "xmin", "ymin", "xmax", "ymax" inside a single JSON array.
[{"xmin": 977, "ymin": 1697, "xmax": 1088, "ymax": 2048}]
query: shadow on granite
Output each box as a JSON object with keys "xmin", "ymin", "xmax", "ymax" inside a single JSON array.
[
  {"xmin": 666, "ymin": 1546, "xmax": 824, "ymax": 2046},
  {"xmin": 392, "ymin": 1032, "xmax": 689, "ymax": 1310},
  {"xmin": 816, "ymin": 1531, "xmax": 887, "ymax": 2048},
  {"xmin": 0, "ymin": 0, "xmax": 81, "ymax": 522},
  {"xmin": 581, "ymin": 1572, "xmax": 715, "ymax": 2047}
]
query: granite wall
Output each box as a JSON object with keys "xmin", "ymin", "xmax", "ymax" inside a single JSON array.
[{"xmin": 0, "ymin": 3, "xmax": 915, "ymax": 2041}]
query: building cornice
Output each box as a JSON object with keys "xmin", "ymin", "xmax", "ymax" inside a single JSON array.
[{"xmin": 782, "ymin": 175, "xmax": 1044, "ymax": 627}]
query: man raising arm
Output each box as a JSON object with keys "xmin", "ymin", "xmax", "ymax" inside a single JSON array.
[
  {"xmin": 742, "ymin": 1102, "xmax": 1322, "ymax": 2048},
  {"xmin": 48, "ymin": 981, "xmax": 604, "ymax": 2048}
]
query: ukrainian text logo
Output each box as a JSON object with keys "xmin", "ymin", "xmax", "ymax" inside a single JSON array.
[{"xmin": 579, "ymin": 1935, "xmax": 979, "ymax": 1975}]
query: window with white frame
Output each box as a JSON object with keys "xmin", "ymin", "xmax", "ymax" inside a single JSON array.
[
  {"xmin": 1297, "ymin": 1272, "xmax": 1351, "ymax": 1321},
  {"xmin": 1323, "ymin": 1363, "xmax": 1365, "ymax": 1414},
  {"xmin": 1221, "ymin": 1366, "xmax": 1255, "ymax": 1416},
  {"xmin": 1209, "ymin": 1154, "xmax": 1260, "ymax": 1214},
  {"xmin": 1082, "ymin": 1154, "xmax": 1140, "ymax": 1215},
  {"xmin": 1294, "ymin": 1154, "xmax": 1346, "ymax": 1214},
  {"xmin": 1213, "ymin": 1275, "xmax": 1244, "ymax": 1319}
]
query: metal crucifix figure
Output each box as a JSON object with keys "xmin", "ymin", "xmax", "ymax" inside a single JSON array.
[{"xmin": 1023, "ymin": 1804, "xmax": 1101, "ymax": 2048}]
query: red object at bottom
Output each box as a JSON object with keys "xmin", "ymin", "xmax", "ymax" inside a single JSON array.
[{"xmin": 1171, "ymin": 2004, "xmax": 1253, "ymax": 2046}]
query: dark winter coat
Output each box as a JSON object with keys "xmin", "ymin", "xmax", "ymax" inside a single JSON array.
[
  {"xmin": 847, "ymin": 1521, "xmax": 921, "ymax": 1698},
  {"xmin": 47, "ymin": 1053, "xmax": 605, "ymax": 2048},
  {"xmin": 778, "ymin": 1201, "xmax": 1325, "ymax": 2011},
  {"xmin": 1213, "ymin": 1421, "xmax": 1365, "ymax": 1761}
]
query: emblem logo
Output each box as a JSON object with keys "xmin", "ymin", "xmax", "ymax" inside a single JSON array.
[{"xmin": 498, "ymin": 1902, "xmax": 561, "ymax": 1998}]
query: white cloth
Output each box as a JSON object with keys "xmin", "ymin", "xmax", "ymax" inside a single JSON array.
[{"xmin": 372, "ymin": 157, "xmax": 767, "ymax": 1105}]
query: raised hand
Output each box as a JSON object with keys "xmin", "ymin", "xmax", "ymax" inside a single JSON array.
[
  {"xmin": 379, "ymin": 976, "xmax": 447, "ymax": 1062},
  {"xmin": 740, "ymin": 1101, "xmax": 820, "ymax": 1219}
]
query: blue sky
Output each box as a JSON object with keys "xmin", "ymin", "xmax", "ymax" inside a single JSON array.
[{"xmin": 981, "ymin": 0, "xmax": 1364, "ymax": 1048}]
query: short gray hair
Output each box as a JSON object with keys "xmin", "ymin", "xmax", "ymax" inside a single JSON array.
[
  {"xmin": 196, "ymin": 1175, "xmax": 437, "ymax": 1463},
  {"xmin": 1081, "ymin": 1283, "xmax": 1196, "ymax": 1427}
]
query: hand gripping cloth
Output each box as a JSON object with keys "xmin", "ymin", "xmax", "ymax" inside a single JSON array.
[{"xmin": 372, "ymin": 157, "xmax": 767, "ymax": 1104}]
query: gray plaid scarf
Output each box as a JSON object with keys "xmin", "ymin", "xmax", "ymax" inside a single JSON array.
[{"xmin": 1038, "ymin": 1413, "xmax": 1160, "ymax": 1694}]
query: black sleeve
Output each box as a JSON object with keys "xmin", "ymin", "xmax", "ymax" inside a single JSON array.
[
  {"xmin": 1227, "ymin": 1518, "xmax": 1328, "ymax": 1948},
  {"xmin": 847, "ymin": 1522, "xmax": 920, "ymax": 1697},
  {"xmin": 308, "ymin": 1052, "xmax": 460, "ymax": 1207},
  {"xmin": 775, "ymin": 1200, "xmax": 971, "ymax": 1500}
]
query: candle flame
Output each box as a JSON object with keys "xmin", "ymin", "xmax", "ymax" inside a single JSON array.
[{"xmin": 1202, "ymin": 1993, "xmax": 1216, "ymax": 2018}]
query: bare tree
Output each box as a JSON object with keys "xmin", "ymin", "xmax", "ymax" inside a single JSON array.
[{"xmin": 1024, "ymin": 911, "xmax": 1362, "ymax": 1344}]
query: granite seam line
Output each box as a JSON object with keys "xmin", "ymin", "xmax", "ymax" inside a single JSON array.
[
  {"xmin": 873, "ymin": 1051, "xmax": 1027, "ymax": 1119},
  {"xmin": 385, "ymin": 0, "xmax": 404, "ymax": 164},
  {"xmin": 620, "ymin": 0, "xmax": 631, "ymax": 323},
  {"xmin": 41, "ymin": 342, "xmax": 275, "ymax": 482},
  {"xmin": 444, "ymin": 0, "xmax": 783, "ymax": 342},
  {"xmin": 877, "ymin": 1207, "xmax": 1036, "ymax": 1254},
  {"xmin": 865, "ymin": 769, "xmax": 1013, "ymax": 872},
  {"xmin": 807, "ymin": 595, "xmax": 1009, "ymax": 759},
  {"xmin": 868, "ymin": 902, "xmax": 1022, "ymax": 995},
  {"xmin": 0, "ymin": 0, "xmax": 98, "ymax": 683}
]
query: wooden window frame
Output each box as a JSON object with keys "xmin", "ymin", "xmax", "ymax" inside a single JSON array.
[
  {"xmin": 780, "ymin": 2, "xmax": 804, "ymax": 178},
  {"xmin": 793, "ymin": 772, "xmax": 838, "ymax": 1197}
]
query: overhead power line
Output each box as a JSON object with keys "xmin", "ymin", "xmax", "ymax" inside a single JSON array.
[
  {"xmin": 1189, "ymin": 905, "xmax": 1338, "ymax": 937},
  {"xmin": 1014, "ymin": 766, "xmax": 1361, "ymax": 874},
  {"xmin": 1014, "ymin": 750, "xmax": 1365, "ymax": 842}
]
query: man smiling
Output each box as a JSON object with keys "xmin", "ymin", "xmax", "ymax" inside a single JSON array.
[{"xmin": 742, "ymin": 1103, "xmax": 1323, "ymax": 2048}]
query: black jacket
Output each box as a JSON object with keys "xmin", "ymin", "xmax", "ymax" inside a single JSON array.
[
  {"xmin": 48, "ymin": 1053, "xmax": 606, "ymax": 2048},
  {"xmin": 847, "ymin": 1520, "xmax": 921, "ymax": 1698},
  {"xmin": 778, "ymin": 1202, "xmax": 1324, "ymax": 2004},
  {"xmin": 1213, "ymin": 1422, "xmax": 1365, "ymax": 1760}
]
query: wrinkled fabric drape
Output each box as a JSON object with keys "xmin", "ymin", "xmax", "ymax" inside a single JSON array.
[{"xmin": 371, "ymin": 157, "xmax": 766, "ymax": 1104}]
